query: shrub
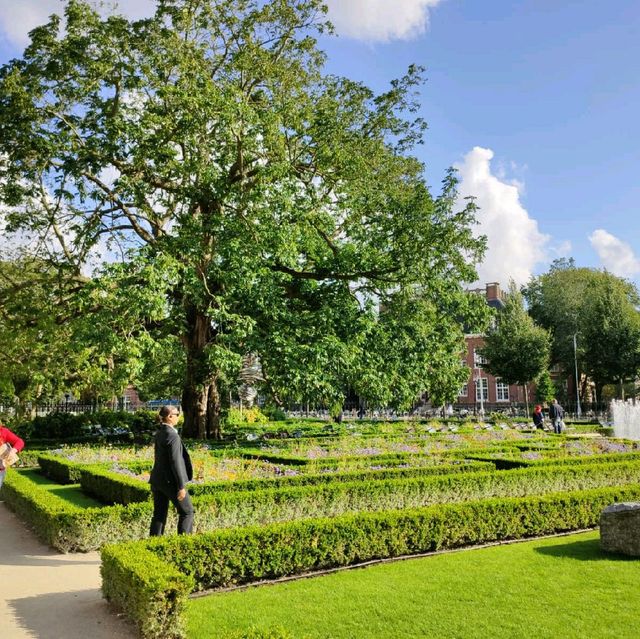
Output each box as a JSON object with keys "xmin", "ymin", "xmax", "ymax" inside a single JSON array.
[
  {"xmin": 101, "ymin": 483, "xmax": 640, "ymax": 638},
  {"xmin": 9, "ymin": 458, "xmax": 640, "ymax": 552},
  {"xmin": 77, "ymin": 459, "xmax": 493, "ymax": 505},
  {"xmin": 226, "ymin": 407, "xmax": 270, "ymax": 425}
]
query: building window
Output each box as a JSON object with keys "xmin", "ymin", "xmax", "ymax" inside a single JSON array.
[
  {"xmin": 496, "ymin": 379, "xmax": 509, "ymax": 402},
  {"xmin": 459, "ymin": 384, "xmax": 468, "ymax": 398},
  {"xmin": 475, "ymin": 377, "xmax": 488, "ymax": 401},
  {"xmin": 473, "ymin": 348, "xmax": 487, "ymax": 369}
]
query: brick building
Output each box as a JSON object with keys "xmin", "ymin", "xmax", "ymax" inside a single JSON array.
[{"xmin": 455, "ymin": 282, "xmax": 534, "ymax": 414}]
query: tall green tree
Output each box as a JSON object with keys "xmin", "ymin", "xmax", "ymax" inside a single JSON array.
[
  {"xmin": 480, "ymin": 284, "xmax": 551, "ymax": 416},
  {"xmin": 0, "ymin": 0, "xmax": 485, "ymax": 437},
  {"xmin": 524, "ymin": 260, "xmax": 640, "ymax": 404}
]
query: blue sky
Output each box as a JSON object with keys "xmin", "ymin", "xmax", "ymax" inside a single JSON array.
[{"xmin": 1, "ymin": 0, "xmax": 639, "ymax": 287}]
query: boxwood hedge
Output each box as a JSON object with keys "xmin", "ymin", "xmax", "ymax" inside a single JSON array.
[
  {"xmin": 101, "ymin": 483, "xmax": 640, "ymax": 639},
  {"xmin": 5, "ymin": 459, "xmax": 640, "ymax": 552}
]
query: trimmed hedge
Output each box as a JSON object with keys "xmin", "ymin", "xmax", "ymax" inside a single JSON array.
[
  {"xmin": 38, "ymin": 453, "xmax": 90, "ymax": 484},
  {"xmin": 2, "ymin": 470, "xmax": 151, "ymax": 551},
  {"xmin": 6, "ymin": 459, "xmax": 640, "ymax": 551},
  {"xmin": 466, "ymin": 450, "xmax": 640, "ymax": 470},
  {"xmin": 102, "ymin": 483, "xmax": 640, "ymax": 639},
  {"xmin": 79, "ymin": 459, "xmax": 495, "ymax": 506},
  {"xmin": 80, "ymin": 465, "xmax": 151, "ymax": 505}
]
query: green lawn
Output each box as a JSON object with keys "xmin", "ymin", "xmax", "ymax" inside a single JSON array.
[
  {"xmin": 17, "ymin": 469, "xmax": 104, "ymax": 508},
  {"xmin": 187, "ymin": 530, "xmax": 640, "ymax": 638}
]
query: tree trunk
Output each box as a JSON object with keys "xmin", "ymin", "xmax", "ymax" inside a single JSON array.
[
  {"xmin": 206, "ymin": 380, "xmax": 221, "ymax": 439},
  {"xmin": 180, "ymin": 304, "xmax": 222, "ymax": 439}
]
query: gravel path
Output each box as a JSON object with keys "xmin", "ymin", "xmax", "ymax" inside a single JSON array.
[{"xmin": 0, "ymin": 501, "xmax": 137, "ymax": 639}]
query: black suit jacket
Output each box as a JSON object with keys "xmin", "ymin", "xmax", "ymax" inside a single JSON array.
[{"xmin": 149, "ymin": 424, "xmax": 193, "ymax": 492}]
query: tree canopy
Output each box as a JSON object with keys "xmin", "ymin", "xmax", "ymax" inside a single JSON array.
[
  {"xmin": 524, "ymin": 260, "xmax": 640, "ymax": 403},
  {"xmin": 480, "ymin": 284, "xmax": 551, "ymax": 414},
  {"xmin": 0, "ymin": 0, "xmax": 486, "ymax": 436}
]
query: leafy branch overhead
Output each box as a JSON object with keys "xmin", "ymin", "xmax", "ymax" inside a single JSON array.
[{"xmin": 0, "ymin": 0, "xmax": 486, "ymax": 436}]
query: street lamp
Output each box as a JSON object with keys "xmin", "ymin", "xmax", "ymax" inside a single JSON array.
[
  {"xmin": 573, "ymin": 333, "xmax": 582, "ymax": 418},
  {"xmin": 474, "ymin": 369, "xmax": 485, "ymax": 419}
]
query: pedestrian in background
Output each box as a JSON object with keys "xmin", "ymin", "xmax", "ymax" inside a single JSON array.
[
  {"xmin": 533, "ymin": 404, "xmax": 545, "ymax": 430},
  {"xmin": 549, "ymin": 398, "xmax": 565, "ymax": 434},
  {"xmin": 149, "ymin": 406, "xmax": 194, "ymax": 536}
]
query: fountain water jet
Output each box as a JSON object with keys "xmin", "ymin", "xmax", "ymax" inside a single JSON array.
[{"xmin": 610, "ymin": 399, "xmax": 640, "ymax": 441}]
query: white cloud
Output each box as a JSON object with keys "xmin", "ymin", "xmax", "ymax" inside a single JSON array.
[
  {"xmin": 454, "ymin": 146, "xmax": 550, "ymax": 288},
  {"xmin": 325, "ymin": 0, "xmax": 443, "ymax": 42},
  {"xmin": 589, "ymin": 229, "xmax": 640, "ymax": 278},
  {"xmin": 0, "ymin": 0, "xmax": 155, "ymax": 49},
  {"xmin": 2, "ymin": 1, "xmax": 442, "ymax": 50}
]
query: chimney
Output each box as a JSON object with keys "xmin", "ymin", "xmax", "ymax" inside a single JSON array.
[{"xmin": 485, "ymin": 282, "xmax": 502, "ymax": 302}]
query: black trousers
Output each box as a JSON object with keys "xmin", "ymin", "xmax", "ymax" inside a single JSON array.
[{"xmin": 149, "ymin": 486, "xmax": 194, "ymax": 536}]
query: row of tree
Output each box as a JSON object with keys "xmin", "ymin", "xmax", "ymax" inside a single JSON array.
[{"xmin": 481, "ymin": 259, "xmax": 640, "ymax": 413}]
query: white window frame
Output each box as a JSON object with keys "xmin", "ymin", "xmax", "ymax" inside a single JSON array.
[
  {"xmin": 495, "ymin": 379, "xmax": 509, "ymax": 402},
  {"xmin": 475, "ymin": 377, "xmax": 488, "ymax": 401},
  {"xmin": 458, "ymin": 384, "xmax": 468, "ymax": 398}
]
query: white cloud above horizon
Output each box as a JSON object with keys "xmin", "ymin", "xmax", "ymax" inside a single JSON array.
[
  {"xmin": 1, "ymin": 0, "xmax": 444, "ymax": 49},
  {"xmin": 454, "ymin": 146, "xmax": 551, "ymax": 288},
  {"xmin": 0, "ymin": 0, "xmax": 155, "ymax": 48},
  {"xmin": 589, "ymin": 229, "xmax": 640, "ymax": 278},
  {"xmin": 325, "ymin": 0, "xmax": 443, "ymax": 42}
]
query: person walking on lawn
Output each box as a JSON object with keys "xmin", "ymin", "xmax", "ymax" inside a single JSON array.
[
  {"xmin": 149, "ymin": 406, "xmax": 194, "ymax": 535},
  {"xmin": 0, "ymin": 424, "xmax": 25, "ymax": 489}
]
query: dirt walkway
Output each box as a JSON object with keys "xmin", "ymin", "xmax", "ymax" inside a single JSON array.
[{"xmin": 0, "ymin": 501, "xmax": 137, "ymax": 639}]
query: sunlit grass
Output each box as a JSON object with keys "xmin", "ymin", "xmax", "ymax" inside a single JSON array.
[
  {"xmin": 18, "ymin": 469, "xmax": 103, "ymax": 508},
  {"xmin": 186, "ymin": 530, "xmax": 640, "ymax": 639}
]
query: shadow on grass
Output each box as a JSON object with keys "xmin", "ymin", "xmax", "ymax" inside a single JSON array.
[{"xmin": 535, "ymin": 538, "xmax": 637, "ymax": 562}]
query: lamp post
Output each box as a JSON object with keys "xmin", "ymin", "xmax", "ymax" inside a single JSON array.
[
  {"xmin": 573, "ymin": 333, "xmax": 582, "ymax": 418},
  {"xmin": 474, "ymin": 369, "xmax": 485, "ymax": 419}
]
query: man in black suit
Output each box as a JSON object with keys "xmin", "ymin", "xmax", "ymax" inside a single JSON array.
[{"xmin": 149, "ymin": 405, "xmax": 195, "ymax": 535}]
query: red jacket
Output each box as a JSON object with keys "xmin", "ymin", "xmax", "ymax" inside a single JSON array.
[{"xmin": 0, "ymin": 426, "xmax": 25, "ymax": 453}]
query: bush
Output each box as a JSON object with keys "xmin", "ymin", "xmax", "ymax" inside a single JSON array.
[
  {"xmin": 11, "ymin": 410, "xmax": 158, "ymax": 442},
  {"xmin": 38, "ymin": 454, "xmax": 87, "ymax": 484},
  {"xmin": 76, "ymin": 459, "xmax": 493, "ymax": 505},
  {"xmin": 101, "ymin": 483, "xmax": 640, "ymax": 638},
  {"xmin": 9, "ymin": 457, "xmax": 640, "ymax": 552},
  {"xmin": 226, "ymin": 407, "xmax": 270, "ymax": 426}
]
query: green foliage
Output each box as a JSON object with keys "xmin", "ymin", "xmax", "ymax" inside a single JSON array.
[
  {"xmin": 74, "ymin": 457, "xmax": 494, "ymax": 505},
  {"xmin": 9, "ymin": 455, "xmax": 640, "ymax": 552},
  {"xmin": 481, "ymin": 284, "xmax": 551, "ymax": 389},
  {"xmin": 102, "ymin": 484, "xmax": 640, "ymax": 638},
  {"xmin": 226, "ymin": 407, "xmax": 270, "ymax": 426},
  {"xmin": 535, "ymin": 369, "xmax": 555, "ymax": 404},
  {"xmin": 101, "ymin": 541, "xmax": 194, "ymax": 639},
  {"xmin": 13, "ymin": 410, "xmax": 157, "ymax": 441},
  {"xmin": 524, "ymin": 262, "xmax": 640, "ymax": 398},
  {"xmin": 0, "ymin": 0, "xmax": 486, "ymax": 438},
  {"xmin": 80, "ymin": 464, "xmax": 151, "ymax": 505}
]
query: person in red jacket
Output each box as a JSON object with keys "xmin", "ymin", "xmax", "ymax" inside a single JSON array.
[{"xmin": 0, "ymin": 425, "xmax": 25, "ymax": 489}]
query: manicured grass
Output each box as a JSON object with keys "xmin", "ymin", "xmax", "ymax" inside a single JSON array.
[
  {"xmin": 17, "ymin": 469, "xmax": 104, "ymax": 508},
  {"xmin": 186, "ymin": 530, "xmax": 640, "ymax": 638}
]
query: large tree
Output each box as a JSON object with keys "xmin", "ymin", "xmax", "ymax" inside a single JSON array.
[
  {"xmin": 0, "ymin": 0, "xmax": 485, "ymax": 437},
  {"xmin": 524, "ymin": 260, "xmax": 640, "ymax": 404},
  {"xmin": 480, "ymin": 284, "xmax": 551, "ymax": 416}
]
